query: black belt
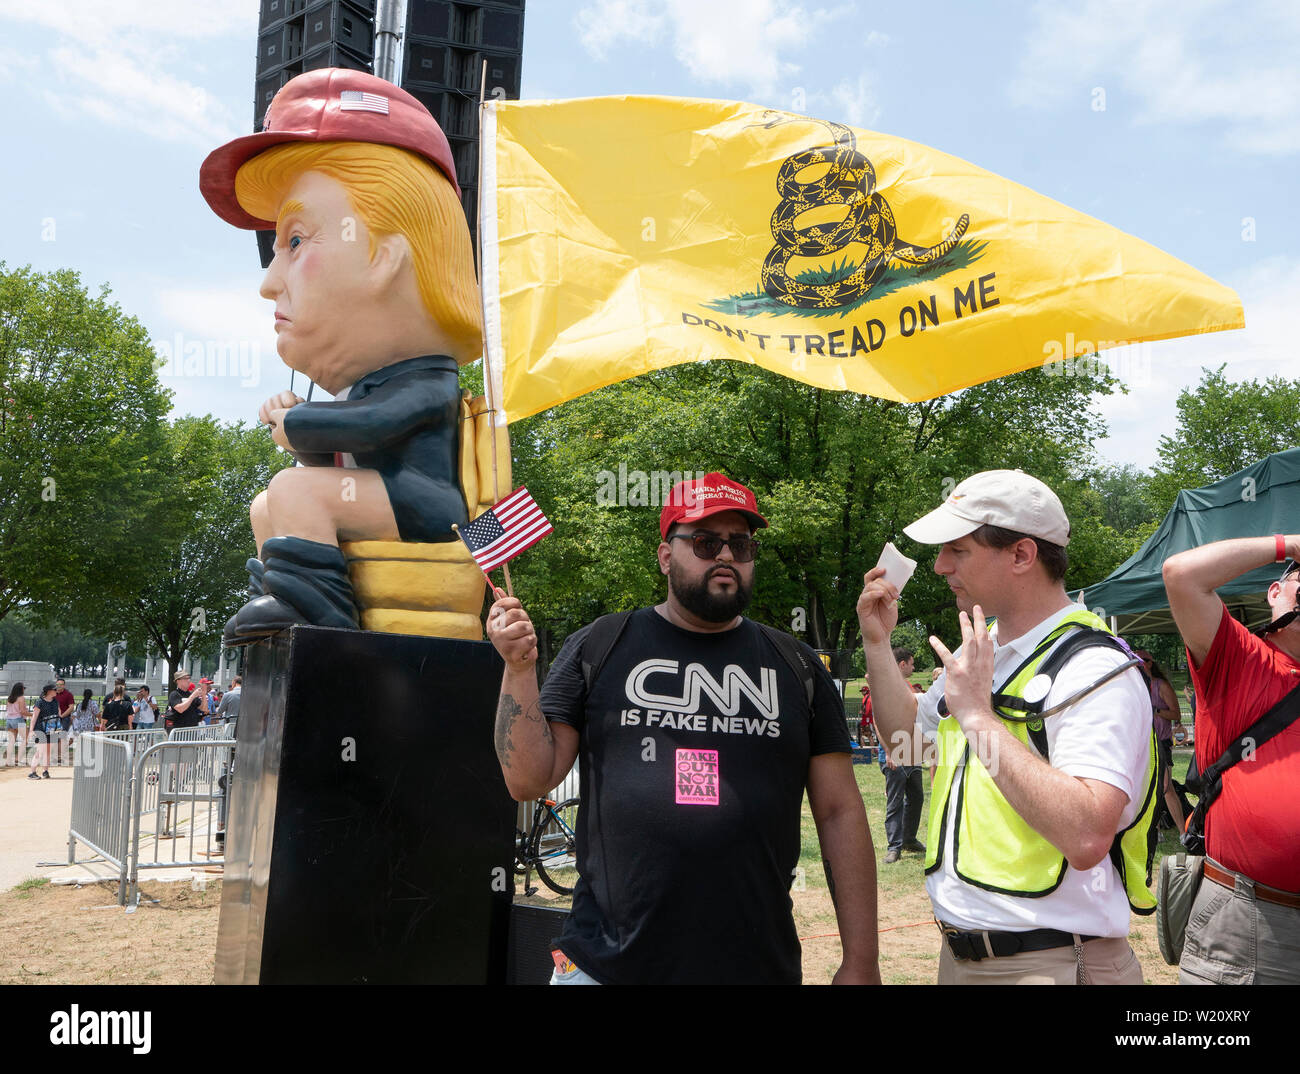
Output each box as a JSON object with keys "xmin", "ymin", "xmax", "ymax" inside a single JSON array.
[{"xmin": 938, "ymin": 922, "xmax": 1099, "ymax": 962}]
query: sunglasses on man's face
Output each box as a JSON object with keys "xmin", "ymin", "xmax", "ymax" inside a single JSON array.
[{"xmin": 668, "ymin": 533, "xmax": 760, "ymax": 563}]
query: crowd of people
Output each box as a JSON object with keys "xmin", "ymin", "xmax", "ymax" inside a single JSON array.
[
  {"xmin": 485, "ymin": 469, "xmax": 1298, "ymax": 986},
  {"xmin": 1, "ymin": 671, "xmax": 242, "ymax": 777}
]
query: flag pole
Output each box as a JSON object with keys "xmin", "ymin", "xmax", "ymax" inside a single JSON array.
[
  {"xmin": 475, "ymin": 59, "xmax": 503, "ymax": 505},
  {"xmin": 451, "ymin": 524, "xmax": 506, "ymax": 600}
]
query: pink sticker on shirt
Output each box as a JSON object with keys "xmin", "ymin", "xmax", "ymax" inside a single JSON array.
[{"xmin": 675, "ymin": 748, "xmax": 719, "ymax": 806}]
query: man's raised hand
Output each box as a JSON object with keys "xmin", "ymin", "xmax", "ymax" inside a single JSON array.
[
  {"xmin": 929, "ymin": 605, "xmax": 996, "ymax": 730},
  {"xmin": 487, "ymin": 595, "xmax": 538, "ymax": 672},
  {"xmin": 857, "ymin": 566, "xmax": 900, "ymax": 647}
]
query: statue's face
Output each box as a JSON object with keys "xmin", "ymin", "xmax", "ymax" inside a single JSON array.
[{"xmin": 259, "ymin": 170, "xmax": 383, "ymax": 392}]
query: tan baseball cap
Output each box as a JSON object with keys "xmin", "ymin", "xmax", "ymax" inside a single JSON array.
[{"xmin": 903, "ymin": 470, "xmax": 1070, "ymax": 547}]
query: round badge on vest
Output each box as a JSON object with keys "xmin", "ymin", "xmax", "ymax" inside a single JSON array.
[{"xmin": 1022, "ymin": 673, "xmax": 1053, "ymax": 706}]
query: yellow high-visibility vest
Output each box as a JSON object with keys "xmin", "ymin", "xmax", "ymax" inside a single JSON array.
[{"xmin": 925, "ymin": 610, "xmax": 1158, "ymax": 913}]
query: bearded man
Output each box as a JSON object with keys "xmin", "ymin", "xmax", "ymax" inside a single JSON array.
[{"xmin": 486, "ymin": 473, "xmax": 879, "ymax": 985}]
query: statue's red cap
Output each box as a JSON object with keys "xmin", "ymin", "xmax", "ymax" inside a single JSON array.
[{"xmin": 200, "ymin": 67, "xmax": 459, "ymax": 231}]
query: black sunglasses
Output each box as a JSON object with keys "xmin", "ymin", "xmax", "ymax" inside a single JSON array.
[{"xmin": 668, "ymin": 533, "xmax": 760, "ymax": 563}]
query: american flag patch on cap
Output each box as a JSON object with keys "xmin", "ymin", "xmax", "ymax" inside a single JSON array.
[{"xmin": 339, "ymin": 90, "xmax": 389, "ymax": 114}]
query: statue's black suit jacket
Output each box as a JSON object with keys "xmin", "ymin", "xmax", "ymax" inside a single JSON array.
[{"xmin": 281, "ymin": 354, "xmax": 467, "ymax": 543}]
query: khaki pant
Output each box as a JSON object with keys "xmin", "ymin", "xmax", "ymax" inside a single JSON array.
[
  {"xmin": 938, "ymin": 934, "xmax": 1144, "ymax": 984},
  {"xmin": 1179, "ymin": 865, "xmax": 1300, "ymax": 985}
]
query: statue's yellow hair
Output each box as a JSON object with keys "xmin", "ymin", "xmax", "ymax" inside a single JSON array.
[{"xmin": 235, "ymin": 141, "xmax": 482, "ymax": 362}]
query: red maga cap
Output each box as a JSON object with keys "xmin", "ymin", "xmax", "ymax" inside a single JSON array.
[
  {"xmin": 199, "ymin": 68, "xmax": 459, "ymax": 231},
  {"xmin": 659, "ymin": 473, "xmax": 768, "ymax": 538}
]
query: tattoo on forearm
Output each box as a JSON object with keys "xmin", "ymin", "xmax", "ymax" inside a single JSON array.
[
  {"xmin": 823, "ymin": 857, "xmax": 837, "ymax": 909},
  {"xmin": 494, "ymin": 693, "xmax": 551, "ymax": 770},
  {"xmin": 523, "ymin": 697, "xmax": 553, "ymax": 742},
  {"xmin": 495, "ymin": 693, "xmax": 521, "ymax": 769}
]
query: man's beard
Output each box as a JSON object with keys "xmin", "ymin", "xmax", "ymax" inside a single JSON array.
[{"xmin": 668, "ymin": 560, "xmax": 753, "ymax": 623}]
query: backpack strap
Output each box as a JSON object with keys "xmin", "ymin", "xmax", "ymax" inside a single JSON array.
[
  {"xmin": 755, "ymin": 624, "xmax": 816, "ymax": 710},
  {"xmin": 1015, "ymin": 628, "xmax": 1133, "ymax": 761},
  {"xmin": 579, "ymin": 610, "xmax": 635, "ymax": 693},
  {"xmin": 1183, "ymin": 681, "xmax": 1300, "ymax": 846}
]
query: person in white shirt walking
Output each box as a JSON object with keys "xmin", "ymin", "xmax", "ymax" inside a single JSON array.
[{"xmin": 858, "ymin": 470, "xmax": 1157, "ymax": 984}]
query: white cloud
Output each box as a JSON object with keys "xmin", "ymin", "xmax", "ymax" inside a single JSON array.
[
  {"xmin": 0, "ymin": 0, "xmax": 253, "ymax": 44},
  {"xmin": 45, "ymin": 45, "xmax": 242, "ymax": 148},
  {"xmin": 1, "ymin": 0, "xmax": 252, "ymax": 148},
  {"xmin": 0, "ymin": 44, "xmax": 38, "ymax": 82},
  {"xmin": 575, "ymin": 0, "xmax": 667, "ymax": 58},
  {"xmin": 1095, "ymin": 254, "xmax": 1300, "ymax": 468},
  {"xmin": 574, "ymin": 0, "xmax": 846, "ymax": 98},
  {"xmin": 1010, "ymin": 0, "xmax": 1300, "ymax": 155},
  {"xmin": 822, "ymin": 72, "xmax": 880, "ymax": 127},
  {"xmin": 150, "ymin": 283, "xmax": 284, "ymax": 404}
]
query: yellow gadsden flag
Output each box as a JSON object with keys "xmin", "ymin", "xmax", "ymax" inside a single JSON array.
[{"xmin": 479, "ymin": 96, "xmax": 1244, "ymax": 423}]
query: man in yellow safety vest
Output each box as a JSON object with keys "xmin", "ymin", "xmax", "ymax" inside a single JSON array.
[{"xmin": 859, "ymin": 470, "xmax": 1157, "ymax": 984}]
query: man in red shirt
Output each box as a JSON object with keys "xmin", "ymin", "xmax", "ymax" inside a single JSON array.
[
  {"xmin": 54, "ymin": 678, "xmax": 75, "ymax": 766},
  {"xmin": 1163, "ymin": 535, "xmax": 1300, "ymax": 984}
]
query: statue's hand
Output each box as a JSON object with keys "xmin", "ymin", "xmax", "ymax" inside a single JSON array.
[
  {"xmin": 267, "ymin": 409, "xmax": 293, "ymax": 450},
  {"xmin": 258, "ymin": 391, "xmax": 305, "ymax": 427}
]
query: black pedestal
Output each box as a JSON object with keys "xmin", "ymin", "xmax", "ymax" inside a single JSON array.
[{"xmin": 215, "ymin": 625, "xmax": 513, "ymax": 984}]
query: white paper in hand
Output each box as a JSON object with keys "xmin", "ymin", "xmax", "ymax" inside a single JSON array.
[{"xmin": 875, "ymin": 541, "xmax": 917, "ymax": 594}]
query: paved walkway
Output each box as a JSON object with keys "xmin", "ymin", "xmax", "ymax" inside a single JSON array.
[{"xmin": 0, "ymin": 759, "xmax": 215, "ymax": 894}]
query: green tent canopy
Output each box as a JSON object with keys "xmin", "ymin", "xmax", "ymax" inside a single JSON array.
[{"xmin": 1071, "ymin": 448, "xmax": 1300, "ymax": 635}]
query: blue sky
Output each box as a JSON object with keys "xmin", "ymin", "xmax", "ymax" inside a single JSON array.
[{"xmin": 2, "ymin": 0, "xmax": 1296, "ymax": 470}]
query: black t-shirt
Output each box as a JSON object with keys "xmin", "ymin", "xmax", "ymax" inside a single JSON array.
[
  {"xmin": 103, "ymin": 699, "xmax": 133, "ymax": 731},
  {"xmin": 34, "ymin": 697, "xmax": 61, "ymax": 734},
  {"xmin": 539, "ymin": 608, "xmax": 850, "ymax": 985},
  {"xmin": 167, "ymin": 688, "xmax": 202, "ymax": 728}
]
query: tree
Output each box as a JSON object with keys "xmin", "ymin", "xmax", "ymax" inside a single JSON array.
[
  {"xmin": 0, "ymin": 263, "xmax": 171, "ymax": 622},
  {"xmin": 74, "ymin": 418, "xmax": 291, "ymax": 688},
  {"xmin": 1147, "ymin": 366, "xmax": 1300, "ymax": 509},
  {"xmin": 0, "ymin": 610, "xmax": 107, "ymax": 677},
  {"xmin": 1093, "ymin": 463, "xmax": 1158, "ymax": 535},
  {"xmin": 508, "ymin": 357, "xmax": 1136, "ymax": 663}
]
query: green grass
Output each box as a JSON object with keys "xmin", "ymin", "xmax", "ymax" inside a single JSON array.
[
  {"xmin": 14, "ymin": 877, "xmax": 50, "ymax": 898},
  {"xmin": 704, "ymin": 239, "xmax": 988, "ymax": 319},
  {"xmin": 799, "ymin": 759, "xmax": 926, "ymax": 896}
]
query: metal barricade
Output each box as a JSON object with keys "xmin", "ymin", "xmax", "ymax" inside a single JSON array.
[
  {"xmin": 66, "ymin": 734, "xmax": 136, "ymax": 899},
  {"xmin": 168, "ymin": 723, "xmax": 237, "ymax": 743},
  {"xmin": 93, "ymin": 728, "xmax": 168, "ymax": 748},
  {"xmin": 126, "ymin": 739, "xmax": 235, "ymax": 906}
]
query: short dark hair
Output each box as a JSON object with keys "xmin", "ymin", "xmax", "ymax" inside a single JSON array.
[
  {"xmin": 969, "ymin": 524, "xmax": 1068, "ymax": 583},
  {"xmin": 891, "ymin": 646, "xmax": 914, "ymax": 665}
]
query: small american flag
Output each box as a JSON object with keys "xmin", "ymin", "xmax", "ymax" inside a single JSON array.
[
  {"xmin": 339, "ymin": 90, "xmax": 390, "ymax": 115},
  {"xmin": 457, "ymin": 487, "xmax": 552, "ymax": 571}
]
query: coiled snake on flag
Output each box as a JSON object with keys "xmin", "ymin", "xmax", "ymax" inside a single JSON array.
[{"xmin": 757, "ymin": 114, "xmax": 970, "ymax": 310}]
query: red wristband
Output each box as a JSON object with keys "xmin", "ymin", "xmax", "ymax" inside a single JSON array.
[{"xmin": 1277, "ymin": 534, "xmax": 1287, "ymax": 562}]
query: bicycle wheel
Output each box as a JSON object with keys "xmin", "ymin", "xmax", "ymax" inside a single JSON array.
[{"xmin": 534, "ymin": 797, "xmax": 580, "ymax": 896}]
